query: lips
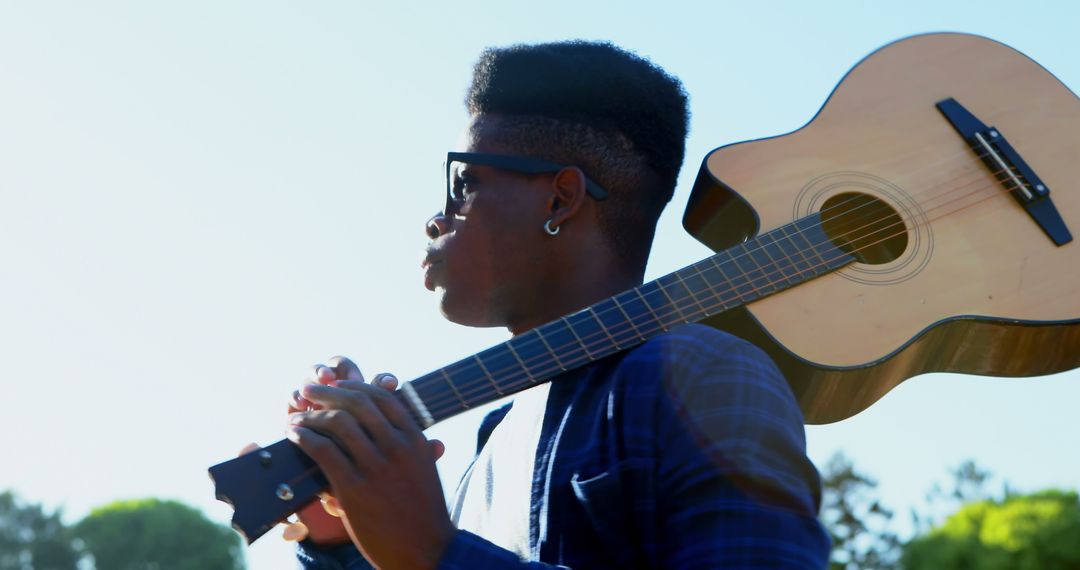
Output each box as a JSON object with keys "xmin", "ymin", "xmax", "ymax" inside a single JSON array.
[{"xmin": 421, "ymin": 254, "xmax": 445, "ymax": 291}]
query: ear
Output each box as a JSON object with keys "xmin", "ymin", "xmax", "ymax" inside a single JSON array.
[{"xmin": 545, "ymin": 166, "xmax": 589, "ymax": 231}]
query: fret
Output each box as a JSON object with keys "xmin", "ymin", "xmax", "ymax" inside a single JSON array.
[
  {"xmin": 687, "ymin": 258, "xmax": 723, "ymax": 299},
  {"xmin": 611, "ymin": 293, "xmax": 646, "ymax": 341},
  {"xmin": 741, "ymin": 243, "xmax": 777, "ymax": 295},
  {"xmin": 562, "ymin": 316, "xmax": 594, "ymax": 361},
  {"xmin": 651, "ymin": 282, "xmax": 684, "ymax": 327},
  {"xmin": 483, "ymin": 343, "xmax": 533, "ymax": 391},
  {"xmin": 654, "ymin": 279, "xmax": 689, "ymax": 323},
  {"xmin": 777, "ymin": 224, "xmax": 816, "ymax": 275},
  {"xmin": 597, "ymin": 295, "xmax": 645, "ymax": 346},
  {"xmin": 472, "ymin": 354, "xmax": 503, "ymax": 395},
  {"xmin": 794, "ymin": 217, "xmax": 830, "ymax": 269},
  {"xmin": 732, "ymin": 243, "xmax": 779, "ymax": 297},
  {"xmin": 712, "ymin": 250, "xmax": 754, "ymax": 302},
  {"xmin": 505, "ymin": 339, "xmax": 536, "ymax": 384},
  {"xmin": 634, "ymin": 286, "xmax": 668, "ymax": 331},
  {"xmin": 533, "ymin": 327, "xmax": 566, "ymax": 371},
  {"xmin": 798, "ymin": 213, "xmax": 854, "ymax": 272},
  {"xmin": 673, "ymin": 267, "xmax": 711, "ymax": 316},
  {"xmin": 439, "ymin": 359, "xmax": 483, "ymax": 400},
  {"xmin": 439, "ymin": 368, "xmax": 469, "ymax": 408},
  {"xmin": 758, "ymin": 231, "xmax": 798, "ymax": 287},
  {"xmin": 706, "ymin": 255, "xmax": 737, "ymax": 306},
  {"xmin": 588, "ymin": 306, "xmax": 621, "ymax": 350},
  {"xmin": 682, "ymin": 260, "xmax": 719, "ymax": 314},
  {"xmin": 564, "ymin": 310, "xmax": 608, "ymax": 356},
  {"xmin": 423, "ymin": 360, "xmax": 483, "ymax": 423}
]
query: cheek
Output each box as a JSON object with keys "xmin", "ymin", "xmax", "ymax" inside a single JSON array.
[{"xmin": 437, "ymin": 224, "xmax": 499, "ymax": 322}]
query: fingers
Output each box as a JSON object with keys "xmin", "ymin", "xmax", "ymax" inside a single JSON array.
[
  {"xmin": 321, "ymin": 495, "xmax": 344, "ymax": 517},
  {"xmin": 287, "ymin": 424, "xmax": 369, "ymax": 485},
  {"xmin": 302, "ymin": 382, "xmax": 420, "ymax": 439},
  {"xmin": 291, "ymin": 357, "xmax": 366, "ymax": 413},
  {"xmin": 299, "ymin": 384, "xmax": 403, "ymax": 449},
  {"xmin": 238, "ymin": 442, "xmax": 260, "ymax": 456},
  {"xmin": 372, "ymin": 373, "xmax": 398, "ymax": 390},
  {"xmin": 314, "ymin": 365, "xmax": 339, "ymax": 386},
  {"xmin": 290, "ymin": 407, "xmax": 382, "ymax": 466},
  {"xmin": 327, "ymin": 356, "xmax": 364, "ymax": 382},
  {"xmin": 429, "ymin": 439, "xmax": 445, "ymax": 461},
  {"xmin": 289, "ymin": 388, "xmax": 310, "ymax": 413}
]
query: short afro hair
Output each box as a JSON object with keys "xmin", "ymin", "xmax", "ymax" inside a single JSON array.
[{"xmin": 465, "ymin": 40, "xmax": 689, "ymax": 275}]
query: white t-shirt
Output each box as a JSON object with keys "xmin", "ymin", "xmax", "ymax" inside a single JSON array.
[{"xmin": 448, "ymin": 382, "xmax": 551, "ymax": 559}]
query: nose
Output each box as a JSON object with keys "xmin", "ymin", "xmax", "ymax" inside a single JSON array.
[{"xmin": 426, "ymin": 212, "xmax": 449, "ymax": 240}]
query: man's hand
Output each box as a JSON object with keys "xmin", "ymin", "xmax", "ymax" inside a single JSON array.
[
  {"xmin": 284, "ymin": 358, "xmax": 361, "ymax": 545},
  {"xmin": 287, "ymin": 357, "xmax": 454, "ymax": 570}
]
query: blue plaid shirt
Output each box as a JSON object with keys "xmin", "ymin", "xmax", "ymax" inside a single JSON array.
[{"xmin": 297, "ymin": 324, "xmax": 831, "ymax": 568}]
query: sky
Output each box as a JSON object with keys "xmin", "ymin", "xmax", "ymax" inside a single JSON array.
[{"xmin": 1, "ymin": 1, "xmax": 1078, "ymax": 568}]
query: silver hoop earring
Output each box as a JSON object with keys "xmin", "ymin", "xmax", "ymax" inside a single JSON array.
[{"xmin": 544, "ymin": 219, "xmax": 560, "ymax": 236}]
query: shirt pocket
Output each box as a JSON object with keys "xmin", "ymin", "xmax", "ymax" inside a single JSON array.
[{"xmin": 570, "ymin": 459, "xmax": 656, "ymax": 568}]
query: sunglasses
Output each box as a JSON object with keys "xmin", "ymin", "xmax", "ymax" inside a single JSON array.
[{"xmin": 444, "ymin": 151, "xmax": 609, "ymax": 214}]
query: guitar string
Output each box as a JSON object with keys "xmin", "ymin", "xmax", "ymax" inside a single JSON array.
[
  {"xmin": 418, "ymin": 165, "xmax": 1034, "ymax": 416},
  {"xmin": 417, "ymin": 149, "xmax": 1034, "ymax": 413}
]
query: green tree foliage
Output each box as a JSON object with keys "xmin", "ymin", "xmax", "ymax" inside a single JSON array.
[
  {"xmin": 820, "ymin": 452, "xmax": 901, "ymax": 570},
  {"xmin": 913, "ymin": 459, "xmax": 994, "ymax": 535},
  {"xmin": 73, "ymin": 498, "xmax": 244, "ymax": 570},
  {"xmin": 903, "ymin": 489, "xmax": 1080, "ymax": 570},
  {"xmin": 0, "ymin": 491, "xmax": 81, "ymax": 570}
]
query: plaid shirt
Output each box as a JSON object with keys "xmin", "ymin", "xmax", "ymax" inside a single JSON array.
[{"xmin": 297, "ymin": 324, "xmax": 831, "ymax": 568}]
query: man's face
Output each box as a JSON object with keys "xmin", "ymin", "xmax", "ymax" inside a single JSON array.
[{"xmin": 421, "ymin": 115, "xmax": 554, "ymax": 328}]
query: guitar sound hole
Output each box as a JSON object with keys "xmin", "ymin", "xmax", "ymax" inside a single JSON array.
[{"xmin": 820, "ymin": 192, "xmax": 908, "ymax": 265}]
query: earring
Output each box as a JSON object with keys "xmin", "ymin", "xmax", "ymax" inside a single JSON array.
[{"xmin": 544, "ymin": 219, "xmax": 560, "ymax": 236}]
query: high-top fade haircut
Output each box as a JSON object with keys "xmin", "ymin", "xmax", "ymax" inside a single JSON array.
[{"xmin": 465, "ymin": 41, "xmax": 690, "ymax": 276}]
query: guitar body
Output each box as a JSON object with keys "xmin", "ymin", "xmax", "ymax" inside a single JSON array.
[{"xmin": 685, "ymin": 33, "xmax": 1080, "ymax": 424}]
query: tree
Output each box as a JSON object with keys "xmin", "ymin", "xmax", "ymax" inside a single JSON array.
[
  {"xmin": 819, "ymin": 452, "xmax": 901, "ymax": 570},
  {"xmin": 902, "ymin": 489, "xmax": 1080, "ymax": 570},
  {"xmin": 0, "ymin": 490, "xmax": 81, "ymax": 570},
  {"xmin": 74, "ymin": 498, "xmax": 244, "ymax": 570},
  {"xmin": 913, "ymin": 459, "xmax": 994, "ymax": 535}
]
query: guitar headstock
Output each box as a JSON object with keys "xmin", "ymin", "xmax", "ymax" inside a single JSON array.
[{"xmin": 208, "ymin": 438, "xmax": 329, "ymax": 544}]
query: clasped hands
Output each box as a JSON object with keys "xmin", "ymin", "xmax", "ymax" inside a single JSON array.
[{"xmin": 246, "ymin": 356, "xmax": 455, "ymax": 570}]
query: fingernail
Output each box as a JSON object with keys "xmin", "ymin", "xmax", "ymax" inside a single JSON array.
[
  {"xmin": 282, "ymin": 521, "xmax": 309, "ymax": 541},
  {"xmin": 321, "ymin": 496, "xmax": 343, "ymax": 517}
]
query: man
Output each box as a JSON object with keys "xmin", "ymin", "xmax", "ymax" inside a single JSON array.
[{"xmin": 286, "ymin": 41, "xmax": 831, "ymax": 568}]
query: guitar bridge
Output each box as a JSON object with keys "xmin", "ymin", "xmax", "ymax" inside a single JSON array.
[{"xmin": 937, "ymin": 97, "xmax": 1072, "ymax": 246}]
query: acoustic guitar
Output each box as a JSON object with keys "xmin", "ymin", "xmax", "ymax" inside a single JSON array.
[{"xmin": 210, "ymin": 32, "xmax": 1080, "ymax": 543}]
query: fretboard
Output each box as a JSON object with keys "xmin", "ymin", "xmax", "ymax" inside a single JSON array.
[{"xmin": 397, "ymin": 214, "xmax": 854, "ymax": 427}]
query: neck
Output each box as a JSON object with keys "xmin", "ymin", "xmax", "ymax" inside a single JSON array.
[{"xmin": 506, "ymin": 263, "xmax": 642, "ymax": 336}]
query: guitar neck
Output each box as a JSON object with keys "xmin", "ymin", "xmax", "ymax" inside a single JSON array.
[{"xmin": 400, "ymin": 213, "xmax": 854, "ymax": 427}]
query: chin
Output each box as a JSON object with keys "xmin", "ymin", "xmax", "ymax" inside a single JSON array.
[{"xmin": 435, "ymin": 286, "xmax": 499, "ymax": 328}]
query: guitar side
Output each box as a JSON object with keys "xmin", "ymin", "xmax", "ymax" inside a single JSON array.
[{"xmin": 684, "ymin": 33, "xmax": 1080, "ymax": 424}]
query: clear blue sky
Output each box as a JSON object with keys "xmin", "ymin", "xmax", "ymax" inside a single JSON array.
[{"xmin": 2, "ymin": 1, "xmax": 1077, "ymax": 568}]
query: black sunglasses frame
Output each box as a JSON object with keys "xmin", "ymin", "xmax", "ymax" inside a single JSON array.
[{"xmin": 444, "ymin": 151, "xmax": 609, "ymax": 214}]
